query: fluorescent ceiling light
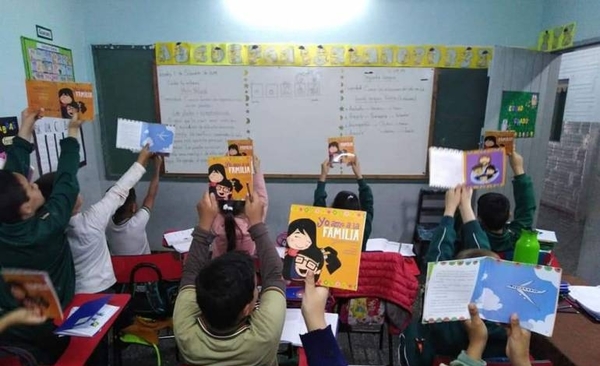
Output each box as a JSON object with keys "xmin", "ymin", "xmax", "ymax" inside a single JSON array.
[{"xmin": 223, "ymin": 0, "xmax": 368, "ymax": 30}]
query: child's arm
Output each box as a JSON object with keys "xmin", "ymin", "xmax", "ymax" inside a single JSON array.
[
  {"xmin": 508, "ymin": 151, "xmax": 536, "ymax": 233},
  {"xmin": 141, "ymin": 156, "xmax": 162, "ymax": 211},
  {"xmin": 252, "ymin": 154, "xmax": 269, "ymax": 220},
  {"xmin": 425, "ymin": 186, "xmax": 461, "ymax": 263},
  {"xmin": 458, "ymin": 187, "xmax": 490, "ymax": 250},
  {"xmin": 180, "ymin": 192, "xmax": 219, "ymax": 289},
  {"xmin": 41, "ymin": 113, "xmax": 84, "ymax": 233},
  {"xmin": 84, "ymin": 147, "xmax": 152, "ymax": 230},
  {"xmin": 4, "ymin": 108, "xmax": 43, "ymax": 176},
  {"xmin": 0, "ymin": 308, "xmax": 47, "ymax": 334},
  {"xmin": 353, "ymin": 157, "xmax": 374, "ymax": 244},
  {"xmin": 313, "ymin": 159, "xmax": 330, "ymax": 207}
]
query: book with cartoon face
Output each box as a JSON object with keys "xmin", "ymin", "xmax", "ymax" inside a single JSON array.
[
  {"xmin": 1, "ymin": 269, "xmax": 63, "ymax": 320},
  {"xmin": 422, "ymin": 257, "xmax": 562, "ymax": 336},
  {"xmin": 207, "ymin": 156, "xmax": 253, "ymax": 201},
  {"xmin": 328, "ymin": 136, "xmax": 355, "ymax": 164},
  {"xmin": 283, "ymin": 204, "xmax": 366, "ymax": 291},
  {"xmin": 429, "ymin": 147, "xmax": 506, "ymax": 189},
  {"xmin": 227, "ymin": 139, "xmax": 253, "ymax": 157},
  {"xmin": 26, "ymin": 80, "xmax": 95, "ymax": 121},
  {"xmin": 483, "ymin": 131, "xmax": 516, "ymax": 154}
]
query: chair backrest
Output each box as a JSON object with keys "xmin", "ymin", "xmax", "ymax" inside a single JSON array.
[
  {"xmin": 111, "ymin": 252, "xmax": 183, "ymax": 284},
  {"xmin": 415, "ymin": 188, "xmax": 446, "ymax": 226}
]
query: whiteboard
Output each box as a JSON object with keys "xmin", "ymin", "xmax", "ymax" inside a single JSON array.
[{"xmin": 157, "ymin": 65, "xmax": 435, "ymax": 177}]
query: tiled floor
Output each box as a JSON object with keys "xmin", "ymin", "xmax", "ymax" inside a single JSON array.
[{"xmin": 122, "ymin": 204, "xmax": 583, "ymax": 365}]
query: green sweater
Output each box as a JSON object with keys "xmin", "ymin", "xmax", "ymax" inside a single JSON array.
[
  {"xmin": 0, "ymin": 137, "xmax": 79, "ymax": 340},
  {"xmin": 425, "ymin": 216, "xmax": 507, "ymax": 360},
  {"xmin": 485, "ymin": 174, "xmax": 536, "ymax": 255},
  {"xmin": 313, "ymin": 179, "xmax": 374, "ymax": 251}
]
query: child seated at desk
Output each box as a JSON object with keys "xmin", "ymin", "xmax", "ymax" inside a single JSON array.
[
  {"xmin": 36, "ymin": 147, "xmax": 157, "ymax": 293},
  {"xmin": 106, "ymin": 156, "xmax": 162, "ymax": 255}
]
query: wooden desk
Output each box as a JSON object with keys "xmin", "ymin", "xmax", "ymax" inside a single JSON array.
[
  {"xmin": 54, "ymin": 293, "xmax": 131, "ymax": 366},
  {"xmin": 531, "ymin": 275, "xmax": 600, "ymax": 366}
]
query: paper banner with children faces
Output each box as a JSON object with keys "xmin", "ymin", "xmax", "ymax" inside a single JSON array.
[
  {"xmin": 155, "ymin": 42, "xmax": 493, "ymax": 68},
  {"xmin": 537, "ymin": 22, "xmax": 576, "ymax": 52}
]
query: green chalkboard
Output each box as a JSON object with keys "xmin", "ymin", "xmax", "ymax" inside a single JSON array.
[{"xmin": 92, "ymin": 46, "xmax": 489, "ymax": 179}]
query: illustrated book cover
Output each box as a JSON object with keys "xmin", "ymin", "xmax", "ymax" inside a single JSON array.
[
  {"xmin": 116, "ymin": 118, "xmax": 175, "ymax": 154},
  {"xmin": 328, "ymin": 136, "xmax": 355, "ymax": 164},
  {"xmin": 283, "ymin": 204, "xmax": 366, "ymax": 291},
  {"xmin": 1, "ymin": 269, "xmax": 63, "ymax": 320},
  {"xmin": 422, "ymin": 257, "xmax": 562, "ymax": 336},
  {"xmin": 207, "ymin": 156, "xmax": 253, "ymax": 201},
  {"xmin": 483, "ymin": 130, "xmax": 516, "ymax": 154},
  {"xmin": 428, "ymin": 147, "xmax": 506, "ymax": 189},
  {"xmin": 227, "ymin": 139, "xmax": 253, "ymax": 157},
  {"xmin": 26, "ymin": 80, "xmax": 94, "ymax": 121}
]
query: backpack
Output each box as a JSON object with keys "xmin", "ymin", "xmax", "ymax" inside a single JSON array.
[{"xmin": 127, "ymin": 263, "xmax": 179, "ymax": 319}]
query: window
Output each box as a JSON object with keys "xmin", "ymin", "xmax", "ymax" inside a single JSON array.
[{"xmin": 550, "ymin": 79, "xmax": 568, "ymax": 142}]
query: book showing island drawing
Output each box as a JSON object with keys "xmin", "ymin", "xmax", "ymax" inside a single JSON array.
[{"xmin": 422, "ymin": 257, "xmax": 562, "ymax": 336}]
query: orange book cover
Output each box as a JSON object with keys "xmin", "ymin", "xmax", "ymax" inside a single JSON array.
[
  {"xmin": 328, "ymin": 136, "xmax": 355, "ymax": 164},
  {"xmin": 283, "ymin": 204, "xmax": 366, "ymax": 291},
  {"xmin": 227, "ymin": 139, "xmax": 253, "ymax": 157},
  {"xmin": 25, "ymin": 80, "xmax": 94, "ymax": 121},
  {"xmin": 1, "ymin": 269, "xmax": 63, "ymax": 320},
  {"xmin": 207, "ymin": 156, "xmax": 253, "ymax": 201},
  {"xmin": 484, "ymin": 131, "xmax": 516, "ymax": 154}
]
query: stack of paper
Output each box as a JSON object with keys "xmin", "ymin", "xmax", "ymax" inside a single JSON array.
[
  {"xmin": 568, "ymin": 286, "xmax": 600, "ymax": 321},
  {"xmin": 280, "ymin": 308, "xmax": 339, "ymax": 346},
  {"xmin": 163, "ymin": 229, "xmax": 194, "ymax": 253}
]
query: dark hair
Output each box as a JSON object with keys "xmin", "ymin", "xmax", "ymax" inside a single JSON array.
[
  {"xmin": 332, "ymin": 191, "xmax": 361, "ymax": 211},
  {"xmin": 228, "ymin": 144, "xmax": 240, "ymax": 156},
  {"xmin": 484, "ymin": 136, "xmax": 497, "ymax": 146},
  {"xmin": 58, "ymin": 88, "xmax": 74, "ymax": 102},
  {"xmin": 287, "ymin": 218, "xmax": 317, "ymax": 243},
  {"xmin": 456, "ymin": 248, "xmax": 499, "ymax": 260},
  {"xmin": 328, "ymin": 141, "xmax": 339, "ymax": 152},
  {"xmin": 0, "ymin": 171, "xmax": 28, "ymax": 224},
  {"xmin": 195, "ymin": 251, "xmax": 256, "ymax": 330},
  {"xmin": 208, "ymin": 164, "xmax": 227, "ymax": 182},
  {"xmin": 477, "ymin": 193, "xmax": 510, "ymax": 231},
  {"xmin": 216, "ymin": 179, "xmax": 243, "ymax": 200},
  {"xmin": 113, "ymin": 188, "xmax": 136, "ymax": 224},
  {"xmin": 69, "ymin": 101, "xmax": 87, "ymax": 115},
  {"xmin": 35, "ymin": 172, "xmax": 55, "ymax": 201},
  {"xmin": 222, "ymin": 201, "xmax": 245, "ymax": 252}
]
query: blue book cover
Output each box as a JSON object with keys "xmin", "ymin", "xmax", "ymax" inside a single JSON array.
[
  {"xmin": 55, "ymin": 295, "xmax": 111, "ymax": 333},
  {"xmin": 422, "ymin": 257, "xmax": 562, "ymax": 336},
  {"xmin": 117, "ymin": 118, "xmax": 175, "ymax": 153}
]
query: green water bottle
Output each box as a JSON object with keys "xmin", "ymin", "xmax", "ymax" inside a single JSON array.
[{"xmin": 513, "ymin": 229, "xmax": 540, "ymax": 264}]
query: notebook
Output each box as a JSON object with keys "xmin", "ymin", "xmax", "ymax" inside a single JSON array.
[
  {"xmin": 280, "ymin": 308, "xmax": 339, "ymax": 346},
  {"xmin": 116, "ymin": 118, "xmax": 175, "ymax": 153},
  {"xmin": 55, "ymin": 296, "xmax": 117, "ymax": 337},
  {"xmin": 163, "ymin": 228, "xmax": 194, "ymax": 253}
]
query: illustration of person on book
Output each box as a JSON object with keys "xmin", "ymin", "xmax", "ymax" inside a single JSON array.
[
  {"xmin": 7, "ymin": 282, "xmax": 50, "ymax": 312},
  {"xmin": 228, "ymin": 144, "xmax": 246, "ymax": 157},
  {"xmin": 470, "ymin": 154, "xmax": 499, "ymax": 184},
  {"xmin": 208, "ymin": 163, "xmax": 227, "ymax": 195},
  {"xmin": 483, "ymin": 136, "xmax": 499, "ymax": 149},
  {"xmin": 328, "ymin": 141, "xmax": 349, "ymax": 164},
  {"xmin": 58, "ymin": 88, "xmax": 87, "ymax": 119},
  {"xmin": 283, "ymin": 218, "xmax": 342, "ymax": 282},
  {"xmin": 215, "ymin": 178, "xmax": 243, "ymax": 201}
]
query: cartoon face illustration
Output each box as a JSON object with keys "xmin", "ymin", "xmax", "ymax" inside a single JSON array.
[
  {"xmin": 541, "ymin": 30, "xmax": 550, "ymax": 51},
  {"xmin": 477, "ymin": 50, "xmax": 490, "ymax": 68},
  {"xmin": 562, "ymin": 26, "xmax": 573, "ymax": 47},
  {"xmin": 58, "ymin": 88, "xmax": 74, "ymax": 105},
  {"xmin": 228, "ymin": 44, "xmax": 242, "ymax": 64},
  {"xmin": 461, "ymin": 47, "xmax": 473, "ymax": 68},
  {"xmin": 314, "ymin": 45, "xmax": 328, "ymax": 66},
  {"xmin": 287, "ymin": 228, "xmax": 313, "ymax": 250},
  {"xmin": 228, "ymin": 144, "xmax": 240, "ymax": 156},
  {"xmin": 413, "ymin": 48, "xmax": 425, "ymax": 65},
  {"xmin": 348, "ymin": 48, "xmax": 362, "ymax": 64},
  {"xmin": 479, "ymin": 155, "xmax": 491, "ymax": 166},
  {"xmin": 208, "ymin": 164, "xmax": 226, "ymax": 184},
  {"xmin": 249, "ymin": 45, "xmax": 261, "ymax": 64},
  {"xmin": 331, "ymin": 47, "xmax": 345, "ymax": 65},
  {"xmin": 298, "ymin": 46, "xmax": 310, "ymax": 65},
  {"xmin": 294, "ymin": 253, "xmax": 321, "ymax": 277},
  {"xmin": 193, "ymin": 45, "xmax": 207, "ymax": 63},
  {"xmin": 397, "ymin": 48, "xmax": 409, "ymax": 64},
  {"xmin": 365, "ymin": 48, "xmax": 378, "ymax": 64},
  {"xmin": 381, "ymin": 48, "xmax": 393, "ymax": 64},
  {"xmin": 211, "ymin": 46, "xmax": 225, "ymax": 63},
  {"xmin": 279, "ymin": 46, "xmax": 294, "ymax": 64},
  {"xmin": 328, "ymin": 141, "xmax": 340, "ymax": 155},
  {"xmin": 445, "ymin": 49, "xmax": 457, "ymax": 67},
  {"xmin": 264, "ymin": 47, "xmax": 278, "ymax": 63},
  {"xmin": 175, "ymin": 42, "xmax": 189, "ymax": 63},
  {"xmin": 216, "ymin": 182, "xmax": 232, "ymax": 199},
  {"xmin": 159, "ymin": 44, "xmax": 171, "ymax": 62},
  {"xmin": 484, "ymin": 136, "xmax": 498, "ymax": 148}
]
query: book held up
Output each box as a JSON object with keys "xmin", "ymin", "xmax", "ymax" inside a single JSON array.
[
  {"xmin": 26, "ymin": 80, "xmax": 95, "ymax": 121},
  {"xmin": 428, "ymin": 147, "xmax": 507, "ymax": 189},
  {"xmin": 116, "ymin": 118, "xmax": 175, "ymax": 153},
  {"xmin": 207, "ymin": 156, "xmax": 253, "ymax": 201},
  {"xmin": 328, "ymin": 136, "xmax": 355, "ymax": 164},
  {"xmin": 1, "ymin": 269, "xmax": 63, "ymax": 320},
  {"xmin": 483, "ymin": 130, "xmax": 516, "ymax": 154},
  {"xmin": 227, "ymin": 139, "xmax": 253, "ymax": 157},
  {"xmin": 283, "ymin": 204, "xmax": 366, "ymax": 291}
]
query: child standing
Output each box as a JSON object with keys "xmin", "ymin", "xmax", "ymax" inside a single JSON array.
[
  {"xmin": 36, "ymin": 147, "xmax": 155, "ymax": 293},
  {"xmin": 210, "ymin": 155, "xmax": 268, "ymax": 258},
  {"xmin": 106, "ymin": 156, "xmax": 162, "ymax": 255},
  {"xmin": 313, "ymin": 156, "xmax": 373, "ymax": 251},
  {"xmin": 0, "ymin": 108, "xmax": 84, "ymax": 364}
]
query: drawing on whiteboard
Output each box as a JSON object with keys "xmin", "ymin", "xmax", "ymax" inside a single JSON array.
[
  {"xmin": 228, "ymin": 44, "xmax": 243, "ymax": 64},
  {"xmin": 266, "ymin": 84, "xmax": 278, "ymax": 98},
  {"xmin": 280, "ymin": 82, "xmax": 293, "ymax": 97},
  {"xmin": 251, "ymin": 84, "xmax": 264, "ymax": 98},
  {"xmin": 249, "ymin": 45, "xmax": 262, "ymax": 65},
  {"xmin": 193, "ymin": 45, "xmax": 208, "ymax": 63},
  {"xmin": 295, "ymin": 71, "xmax": 321, "ymax": 97},
  {"xmin": 314, "ymin": 45, "xmax": 328, "ymax": 66}
]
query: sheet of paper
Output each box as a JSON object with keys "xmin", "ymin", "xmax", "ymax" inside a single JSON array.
[
  {"xmin": 429, "ymin": 147, "xmax": 465, "ymax": 188},
  {"xmin": 163, "ymin": 228, "xmax": 194, "ymax": 253},
  {"xmin": 33, "ymin": 117, "xmax": 86, "ymax": 174},
  {"xmin": 400, "ymin": 243, "xmax": 415, "ymax": 257},
  {"xmin": 280, "ymin": 308, "xmax": 338, "ymax": 346},
  {"xmin": 116, "ymin": 118, "xmax": 143, "ymax": 151},
  {"xmin": 568, "ymin": 286, "xmax": 600, "ymax": 318},
  {"xmin": 537, "ymin": 229, "xmax": 558, "ymax": 243},
  {"xmin": 422, "ymin": 260, "xmax": 480, "ymax": 322},
  {"xmin": 366, "ymin": 238, "xmax": 389, "ymax": 252}
]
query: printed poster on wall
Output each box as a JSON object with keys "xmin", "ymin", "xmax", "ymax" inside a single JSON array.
[
  {"xmin": 498, "ymin": 91, "xmax": 539, "ymax": 138},
  {"xmin": 21, "ymin": 37, "xmax": 75, "ymax": 82}
]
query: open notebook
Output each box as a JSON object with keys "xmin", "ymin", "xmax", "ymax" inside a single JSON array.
[{"xmin": 281, "ymin": 308, "xmax": 339, "ymax": 346}]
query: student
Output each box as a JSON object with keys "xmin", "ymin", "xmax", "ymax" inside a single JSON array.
[
  {"xmin": 299, "ymin": 271, "xmax": 347, "ymax": 366},
  {"xmin": 444, "ymin": 304, "xmax": 532, "ymax": 366},
  {"xmin": 0, "ymin": 307, "xmax": 47, "ymax": 334},
  {"xmin": 173, "ymin": 191, "xmax": 285, "ymax": 366},
  {"xmin": 210, "ymin": 155, "xmax": 268, "ymax": 258},
  {"xmin": 424, "ymin": 185, "xmax": 507, "ymax": 360},
  {"xmin": 0, "ymin": 107, "xmax": 83, "ymax": 363},
  {"xmin": 314, "ymin": 156, "xmax": 373, "ymax": 251},
  {"xmin": 477, "ymin": 151, "xmax": 535, "ymax": 257},
  {"xmin": 35, "ymin": 147, "xmax": 155, "ymax": 293},
  {"xmin": 106, "ymin": 156, "xmax": 162, "ymax": 255}
]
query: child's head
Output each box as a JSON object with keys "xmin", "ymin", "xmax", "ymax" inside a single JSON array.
[
  {"xmin": 195, "ymin": 251, "xmax": 258, "ymax": 330},
  {"xmin": 328, "ymin": 141, "xmax": 339, "ymax": 155},
  {"xmin": 456, "ymin": 248, "xmax": 500, "ymax": 260},
  {"xmin": 0, "ymin": 170, "xmax": 45, "ymax": 223},
  {"xmin": 483, "ymin": 136, "xmax": 497, "ymax": 148},
  {"xmin": 477, "ymin": 193, "xmax": 510, "ymax": 231},
  {"xmin": 114, "ymin": 188, "xmax": 137, "ymax": 222},
  {"xmin": 332, "ymin": 191, "xmax": 361, "ymax": 211},
  {"xmin": 35, "ymin": 172, "xmax": 83, "ymax": 215},
  {"xmin": 208, "ymin": 164, "xmax": 226, "ymax": 184},
  {"xmin": 228, "ymin": 144, "xmax": 240, "ymax": 156}
]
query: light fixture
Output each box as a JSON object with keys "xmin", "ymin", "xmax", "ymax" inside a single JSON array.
[{"xmin": 223, "ymin": 0, "xmax": 368, "ymax": 31}]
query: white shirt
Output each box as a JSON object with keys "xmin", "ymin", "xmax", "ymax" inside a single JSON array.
[
  {"xmin": 106, "ymin": 207, "xmax": 152, "ymax": 256},
  {"xmin": 67, "ymin": 162, "xmax": 146, "ymax": 294}
]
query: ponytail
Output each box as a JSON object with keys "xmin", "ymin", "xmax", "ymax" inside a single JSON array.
[{"xmin": 220, "ymin": 201, "xmax": 245, "ymax": 252}]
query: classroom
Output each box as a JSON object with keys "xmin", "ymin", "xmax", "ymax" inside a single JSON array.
[{"xmin": 0, "ymin": 0, "xmax": 599, "ymax": 365}]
